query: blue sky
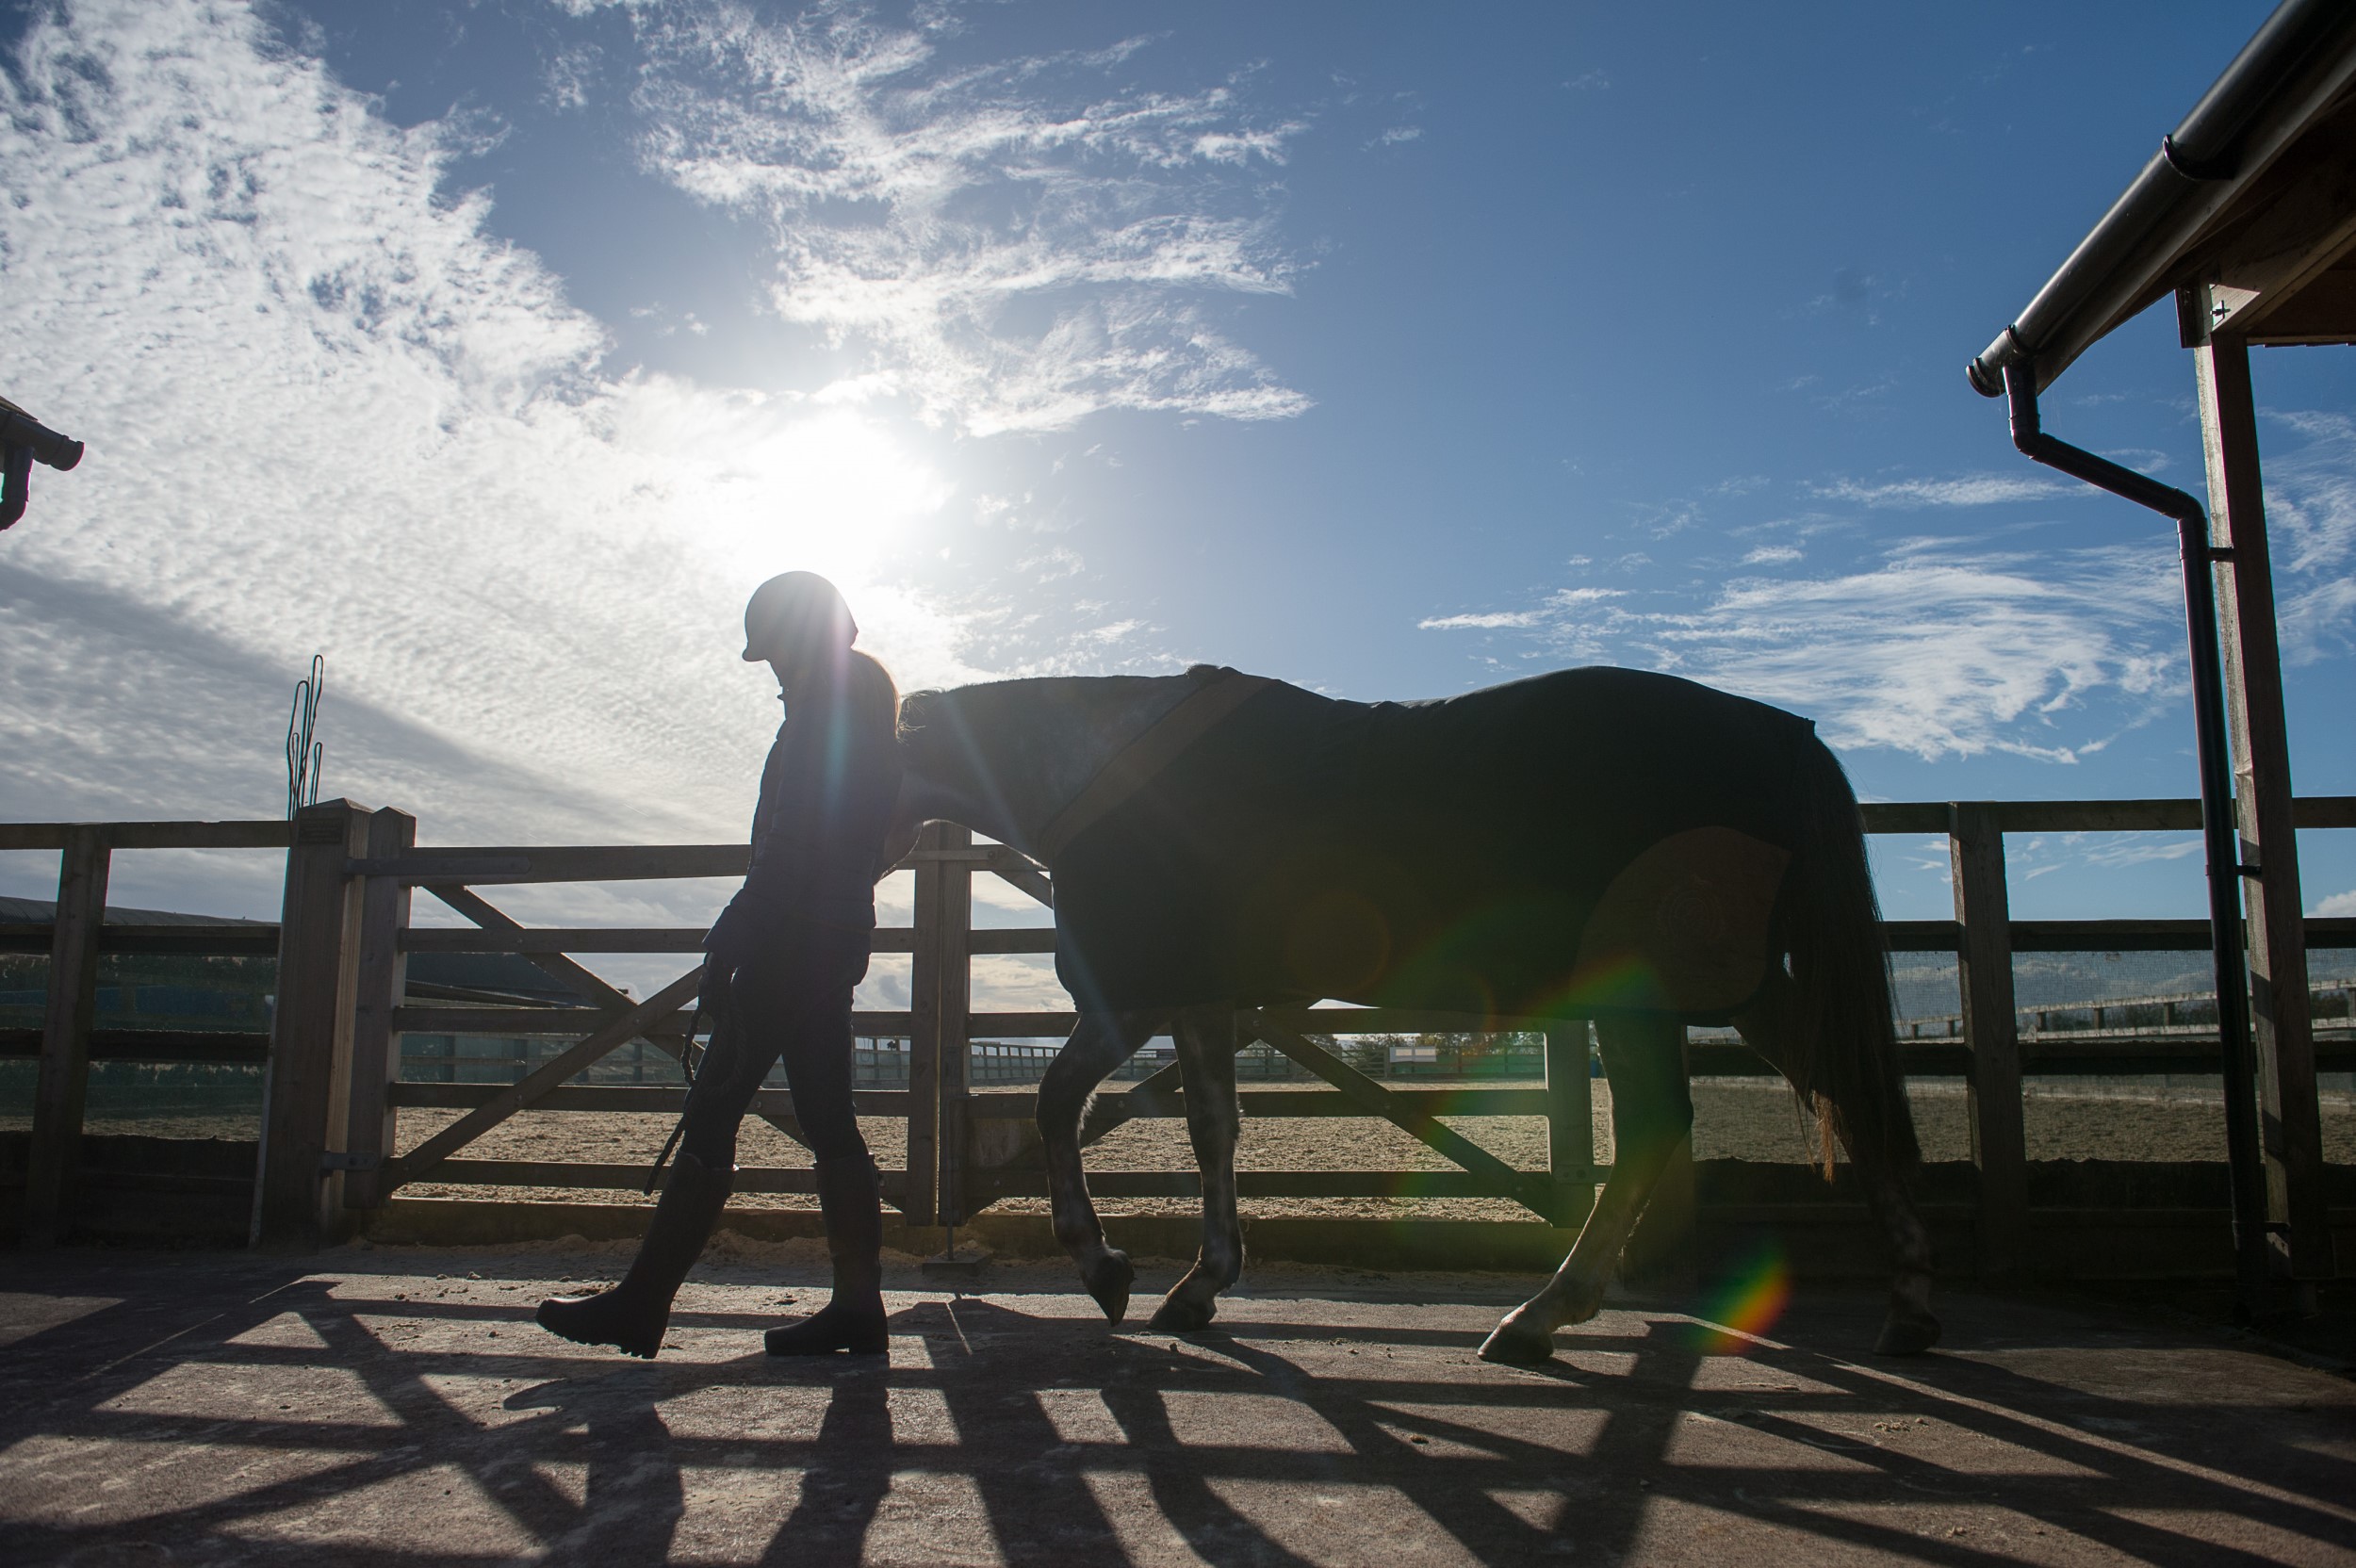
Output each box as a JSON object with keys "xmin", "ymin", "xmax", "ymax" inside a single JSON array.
[{"xmin": 3, "ymin": 0, "xmax": 2353, "ymax": 978}]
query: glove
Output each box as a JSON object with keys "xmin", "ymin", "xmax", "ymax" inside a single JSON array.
[{"xmin": 700, "ymin": 895, "xmax": 769, "ymax": 1018}]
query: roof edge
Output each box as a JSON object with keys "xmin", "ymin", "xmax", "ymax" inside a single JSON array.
[{"xmin": 1969, "ymin": 0, "xmax": 2356, "ymax": 397}]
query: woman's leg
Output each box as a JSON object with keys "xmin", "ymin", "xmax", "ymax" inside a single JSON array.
[
  {"xmin": 747, "ymin": 933, "xmax": 888, "ymax": 1356},
  {"xmin": 533, "ymin": 1016, "xmax": 773, "ymax": 1358}
]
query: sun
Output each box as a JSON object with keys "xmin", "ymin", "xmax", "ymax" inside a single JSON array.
[{"xmin": 652, "ymin": 398, "xmax": 954, "ymax": 588}]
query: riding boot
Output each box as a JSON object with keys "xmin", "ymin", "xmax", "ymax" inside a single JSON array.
[
  {"xmin": 765, "ymin": 1153, "xmax": 888, "ymax": 1355},
  {"xmin": 537, "ymin": 1151, "xmax": 733, "ymax": 1358}
]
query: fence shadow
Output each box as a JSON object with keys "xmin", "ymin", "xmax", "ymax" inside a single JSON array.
[{"xmin": 3, "ymin": 1253, "xmax": 2351, "ymax": 1566}]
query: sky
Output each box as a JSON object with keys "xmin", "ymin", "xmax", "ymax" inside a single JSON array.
[{"xmin": 4, "ymin": 0, "xmax": 2354, "ymax": 1009}]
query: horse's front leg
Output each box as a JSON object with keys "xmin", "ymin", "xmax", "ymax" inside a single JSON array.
[
  {"xmin": 1038, "ymin": 1010, "xmax": 1161, "ymax": 1323},
  {"xmin": 1150, "ymin": 1005, "xmax": 1244, "ymax": 1332},
  {"xmin": 1481, "ymin": 1014, "xmax": 1690, "ymax": 1365}
]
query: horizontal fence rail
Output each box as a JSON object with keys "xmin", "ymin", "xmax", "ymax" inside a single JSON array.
[{"xmin": 3, "ymin": 798, "xmax": 2352, "ymax": 1265}]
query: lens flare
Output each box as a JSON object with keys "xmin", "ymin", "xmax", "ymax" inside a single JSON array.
[{"xmin": 1687, "ymin": 1237, "xmax": 1792, "ymax": 1354}]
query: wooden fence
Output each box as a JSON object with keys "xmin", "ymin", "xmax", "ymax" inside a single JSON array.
[{"xmin": 5, "ymin": 799, "xmax": 2353, "ymax": 1274}]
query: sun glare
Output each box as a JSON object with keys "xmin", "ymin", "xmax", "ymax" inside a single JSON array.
[{"xmin": 660, "ymin": 404, "xmax": 953, "ymax": 588}]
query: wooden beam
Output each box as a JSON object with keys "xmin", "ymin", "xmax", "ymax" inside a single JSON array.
[
  {"xmin": 386, "ymin": 1083, "xmax": 916, "ymax": 1116},
  {"xmin": 902, "ymin": 823, "xmax": 952, "ymax": 1226},
  {"xmin": 388, "ymin": 1004, "xmax": 916, "ymax": 1037},
  {"xmin": 2195, "ymin": 329, "xmax": 2331, "ymax": 1283},
  {"xmin": 0, "ymin": 1029, "xmax": 271, "ymax": 1063},
  {"xmin": 1244, "ymin": 1010, "xmax": 1551, "ymax": 1217},
  {"xmin": 387, "ymin": 966, "xmax": 706, "ymax": 1185},
  {"xmin": 970, "ymin": 1169, "xmax": 1590, "ymax": 1202},
  {"xmin": 410, "ymin": 1161, "xmax": 908, "ymax": 1202},
  {"xmin": 258, "ymin": 801, "xmax": 372, "ymax": 1246},
  {"xmin": 932, "ymin": 824, "xmax": 976, "ymax": 1227},
  {"xmin": 2203, "ymin": 108, "xmax": 2356, "ymax": 344},
  {"xmin": 1544, "ymin": 1023, "xmax": 1595, "ymax": 1226},
  {"xmin": 394, "ymin": 843, "xmax": 751, "ymax": 883},
  {"xmin": 342, "ymin": 809, "xmax": 414, "ymax": 1209},
  {"xmin": 0, "ymin": 923, "xmax": 279, "ymax": 957},
  {"xmin": 423, "ymin": 885, "xmax": 667, "ymax": 1013},
  {"xmin": 0, "ymin": 821, "xmax": 292, "ymax": 851},
  {"xmin": 396, "ymin": 925, "xmax": 942, "ymax": 955},
  {"xmin": 413, "ymin": 884, "xmax": 822, "ymax": 1160},
  {"xmin": 1952, "ymin": 803, "xmax": 2027, "ymax": 1279},
  {"xmin": 22, "ymin": 826, "xmax": 109, "ymax": 1245},
  {"xmin": 990, "ymin": 866, "xmax": 1055, "ymax": 906}
]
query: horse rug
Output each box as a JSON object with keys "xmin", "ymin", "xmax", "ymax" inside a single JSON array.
[{"xmin": 1048, "ymin": 666, "xmax": 1816, "ymax": 1021}]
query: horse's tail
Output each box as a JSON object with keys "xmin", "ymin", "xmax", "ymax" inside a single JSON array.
[{"xmin": 1780, "ymin": 730, "xmax": 1921, "ymax": 1180}]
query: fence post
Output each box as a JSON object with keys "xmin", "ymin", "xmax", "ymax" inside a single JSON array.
[
  {"xmin": 905, "ymin": 823, "xmax": 947, "ymax": 1228},
  {"xmin": 931, "ymin": 825, "xmax": 975, "ymax": 1228},
  {"xmin": 23, "ymin": 826, "xmax": 110, "ymax": 1246},
  {"xmin": 2195, "ymin": 333, "xmax": 2329, "ymax": 1287},
  {"xmin": 1952, "ymin": 802, "xmax": 2027, "ymax": 1277},
  {"xmin": 258, "ymin": 800, "xmax": 371, "ymax": 1246},
  {"xmin": 342, "ymin": 808, "xmax": 414, "ymax": 1210},
  {"xmin": 1543, "ymin": 1021, "xmax": 1595, "ymax": 1227}
]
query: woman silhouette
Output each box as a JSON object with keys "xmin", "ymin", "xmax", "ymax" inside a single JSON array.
[{"xmin": 539, "ymin": 571, "xmax": 904, "ymax": 1357}]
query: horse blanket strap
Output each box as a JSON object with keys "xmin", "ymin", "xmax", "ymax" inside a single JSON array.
[{"xmin": 1036, "ymin": 669, "xmax": 1276, "ymax": 863}]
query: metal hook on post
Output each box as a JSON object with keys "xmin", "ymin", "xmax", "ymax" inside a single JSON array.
[{"xmin": 286, "ymin": 655, "xmax": 325, "ymax": 819}]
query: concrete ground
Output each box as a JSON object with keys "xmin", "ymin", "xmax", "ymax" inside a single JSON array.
[{"xmin": 2, "ymin": 1246, "xmax": 2351, "ymax": 1567}]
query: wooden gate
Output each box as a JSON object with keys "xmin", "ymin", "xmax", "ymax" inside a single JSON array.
[{"xmin": 309, "ymin": 813, "xmax": 1598, "ymax": 1238}]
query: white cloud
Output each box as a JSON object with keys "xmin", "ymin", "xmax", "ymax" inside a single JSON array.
[
  {"xmin": 1419, "ymin": 611, "xmax": 1543, "ymax": 630},
  {"xmin": 1372, "ymin": 125, "xmax": 1422, "ymax": 146},
  {"xmin": 1654, "ymin": 545, "xmax": 2183, "ymax": 759},
  {"xmin": 2315, "ymin": 889, "xmax": 2356, "ymax": 918},
  {"xmin": 2263, "ymin": 411, "xmax": 2356, "ymax": 663},
  {"xmin": 1, "ymin": 0, "xmax": 1323, "ymax": 906},
  {"xmin": 1814, "ymin": 473, "xmax": 2075, "ymax": 508},
  {"xmin": 624, "ymin": 6, "xmax": 1311, "ymax": 434},
  {"xmin": 1418, "ymin": 546, "xmax": 2184, "ymax": 760},
  {"xmin": 1742, "ymin": 545, "xmax": 1803, "ymax": 565},
  {"xmin": 0, "ymin": 0, "xmax": 999, "ymax": 866}
]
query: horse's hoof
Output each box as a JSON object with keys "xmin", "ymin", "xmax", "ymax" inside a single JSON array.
[
  {"xmin": 1477, "ymin": 1316, "xmax": 1556, "ymax": 1367},
  {"xmin": 1083, "ymin": 1250, "xmax": 1135, "ymax": 1325},
  {"xmin": 1873, "ymin": 1307, "xmax": 1942, "ymax": 1357},
  {"xmin": 1148, "ymin": 1294, "xmax": 1216, "ymax": 1333}
]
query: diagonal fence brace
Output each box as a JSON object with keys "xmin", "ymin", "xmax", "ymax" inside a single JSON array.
[
  {"xmin": 421, "ymin": 882, "xmax": 818, "ymax": 1152},
  {"xmin": 1245, "ymin": 1009, "xmax": 1554, "ymax": 1218},
  {"xmin": 388, "ymin": 966, "xmax": 707, "ymax": 1187}
]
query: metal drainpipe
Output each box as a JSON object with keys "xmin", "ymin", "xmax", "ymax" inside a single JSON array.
[{"xmin": 2004, "ymin": 360, "xmax": 2269, "ymax": 1319}]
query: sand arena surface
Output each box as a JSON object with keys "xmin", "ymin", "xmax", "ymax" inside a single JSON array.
[
  {"xmin": 28, "ymin": 1080, "xmax": 2350, "ymax": 1222},
  {"xmin": 360, "ymin": 1081, "xmax": 2356, "ymax": 1221}
]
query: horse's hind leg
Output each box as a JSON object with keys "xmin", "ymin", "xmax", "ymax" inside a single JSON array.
[
  {"xmin": 1733, "ymin": 972, "xmax": 1939, "ymax": 1355},
  {"xmin": 1150, "ymin": 1005, "xmax": 1243, "ymax": 1332},
  {"xmin": 1039, "ymin": 1011, "xmax": 1161, "ymax": 1323},
  {"xmin": 1481, "ymin": 1014, "xmax": 1691, "ymax": 1366}
]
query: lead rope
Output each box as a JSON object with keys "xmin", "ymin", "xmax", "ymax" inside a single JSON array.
[{"xmin": 643, "ymin": 994, "xmax": 706, "ymax": 1195}]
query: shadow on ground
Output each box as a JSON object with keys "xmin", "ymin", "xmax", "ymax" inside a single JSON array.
[{"xmin": 2, "ymin": 1247, "xmax": 2351, "ymax": 1565}]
